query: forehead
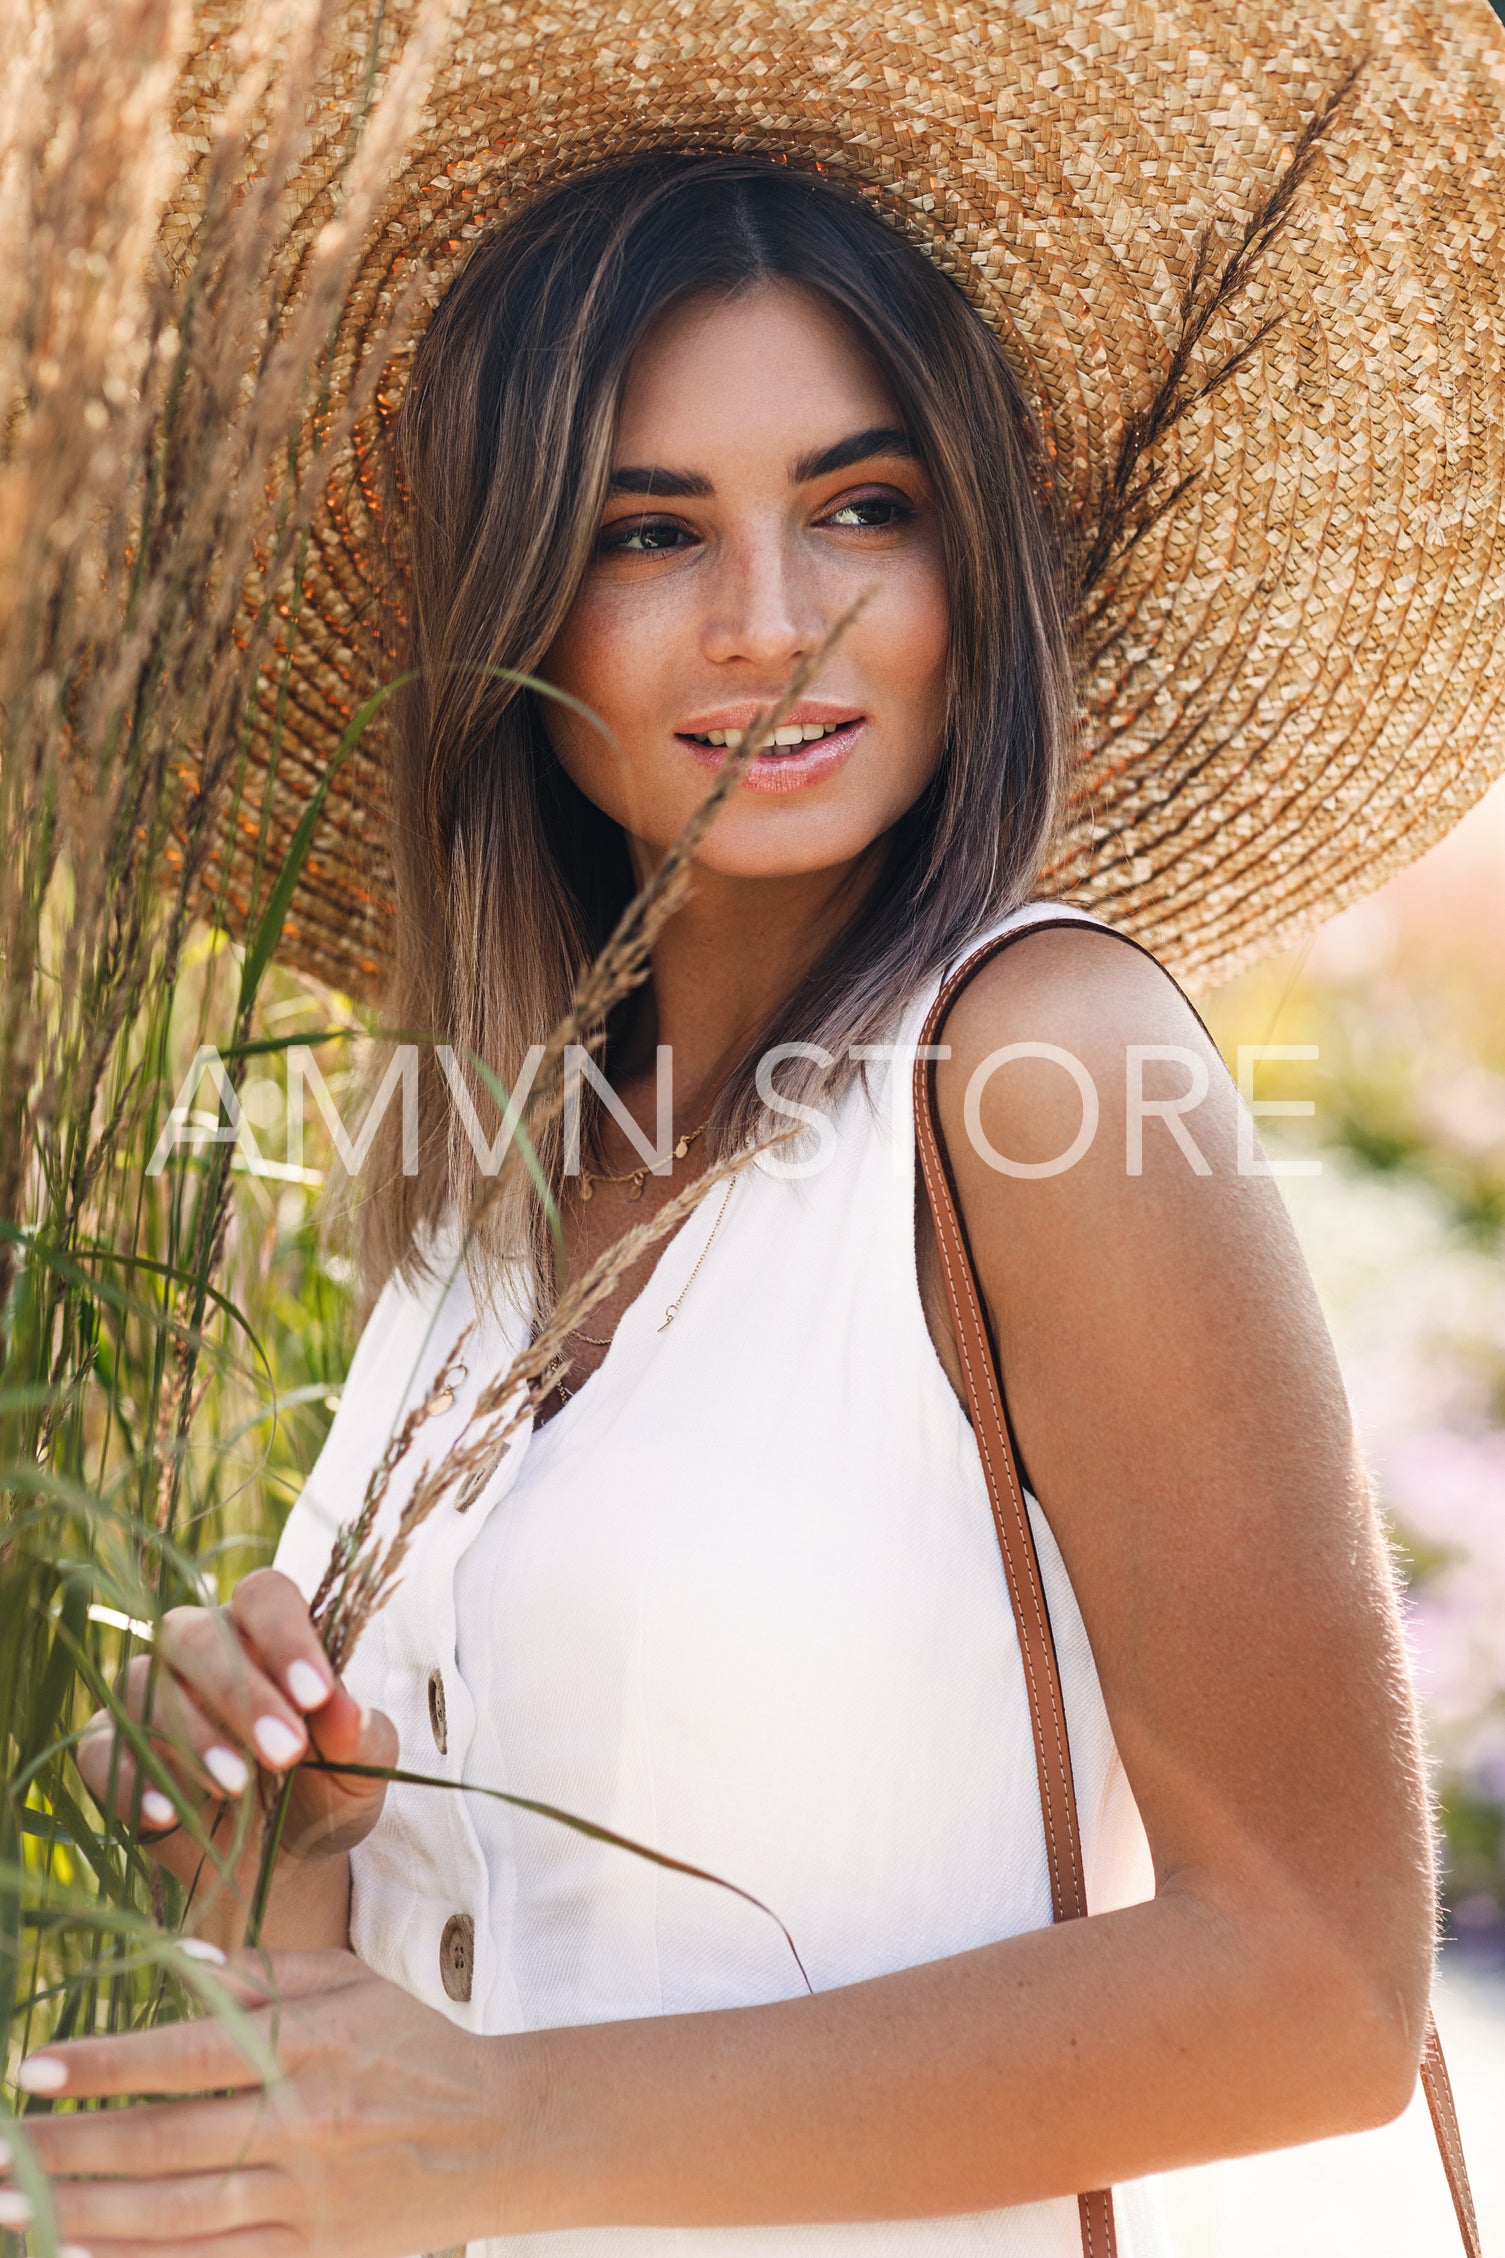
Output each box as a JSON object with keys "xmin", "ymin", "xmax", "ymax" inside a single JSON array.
[{"xmin": 613, "ymin": 281, "xmax": 900, "ymax": 470}]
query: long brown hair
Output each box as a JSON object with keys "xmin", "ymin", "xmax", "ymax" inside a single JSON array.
[{"xmin": 359, "ymin": 151, "xmax": 1075, "ymax": 1305}]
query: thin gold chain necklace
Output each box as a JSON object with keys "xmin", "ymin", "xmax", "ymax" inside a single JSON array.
[
  {"xmin": 541, "ymin": 1174, "xmax": 737, "ymax": 1395},
  {"xmin": 578, "ymin": 1119, "xmax": 707, "ymax": 1203}
]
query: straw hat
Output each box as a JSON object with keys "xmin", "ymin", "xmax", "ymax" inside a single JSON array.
[{"xmin": 186, "ymin": 0, "xmax": 1505, "ymax": 999}]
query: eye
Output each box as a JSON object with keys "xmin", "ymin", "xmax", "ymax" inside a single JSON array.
[
  {"xmin": 819, "ymin": 489, "xmax": 918, "ymax": 531},
  {"xmin": 597, "ymin": 515, "xmax": 697, "ymax": 556}
]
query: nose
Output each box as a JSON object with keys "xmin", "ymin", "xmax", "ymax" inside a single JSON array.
[{"xmin": 701, "ymin": 522, "xmax": 825, "ymax": 674}]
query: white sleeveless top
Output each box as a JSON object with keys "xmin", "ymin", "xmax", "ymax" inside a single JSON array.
[{"xmin": 275, "ymin": 902, "xmax": 1174, "ymax": 2258}]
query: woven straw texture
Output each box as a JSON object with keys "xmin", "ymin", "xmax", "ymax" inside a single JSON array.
[{"xmin": 182, "ymin": 0, "xmax": 1505, "ymax": 999}]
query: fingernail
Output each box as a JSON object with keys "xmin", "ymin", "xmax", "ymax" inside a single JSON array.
[
  {"xmin": 142, "ymin": 1788, "xmax": 177, "ymax": 1826},
  {"xmin": 286, "ymin": 1658, "xmax": 332, "ymax": 1711},
  {"xmin": 17, "ymin": 2054, "xmax": 68, "ymax": 2094},
  {"xmin": 178, "ymin": 1937, "xmax": 226, "ymax": 1964},
  {"xmin": 0, "ymin": 2189, "xmax": 33, "ymax": 2227},
  {"xmin": 204, "ymin": 1744, "xmax": 250, "ymax": 1796},
  {"xmin": 62, "ymin": 2244, "xmax": 94, "ymax": 2258},
  {"xmin": 356, "ymin": 1702, "xmax": 372, "ymax": 1733},
  {"xmin": 253, "ymin": 1716, "xmax": 304, "ymax": 1769}
]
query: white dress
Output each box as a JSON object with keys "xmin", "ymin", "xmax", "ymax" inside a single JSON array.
[{"xmin": 275, "ymin": 901, "xmax": 1174, "ymax": 2257}]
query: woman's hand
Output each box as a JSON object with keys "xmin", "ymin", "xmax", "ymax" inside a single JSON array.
[
  {"xmin": 75, "ymin": 1569, "xmax": 397, "ymax": 1940},
  {"xmin": 6, "ymin": 1951, "xmax": 522, "ymax": 2257}
]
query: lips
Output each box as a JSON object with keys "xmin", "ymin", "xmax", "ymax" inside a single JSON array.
[{"xmin": 675, "ymin": 707, "xmax": 865, "ymax": 795}]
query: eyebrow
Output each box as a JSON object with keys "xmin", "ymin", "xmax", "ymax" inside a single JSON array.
[
  {"xmin": 607, "ymin": 464, "xmax": 713, "ymax": 498},
  {"xmin": 793, "ymin": 425, "xmax": 915, "ymax": 482},
  {"xmin": 606, "ymin": 425, "xmax": 916, "ymax": 501}
]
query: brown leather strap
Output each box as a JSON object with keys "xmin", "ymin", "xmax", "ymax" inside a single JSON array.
[
  {"xmin": 1422, "ymin": 2019, "xmax": 1483, "ymax": 2258},
  {"xmin": 913, "ymin": 911, "xmax": 1478, "ymax": 2258},
  {"xmin": 915, "ymin": 918, "xmax": 1117, "ymax": 2258}
]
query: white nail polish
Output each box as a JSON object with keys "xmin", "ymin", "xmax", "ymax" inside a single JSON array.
[
  {"xmin": 204, "ymin": 1744, "xmax": 250, "ymax": 1796},
  {"xmin": 17, "ymin": 2054, "xmax": 67, "ymax": 2094},
  {"xmin": 286, "ymin": 1658, "xmax": 332, "ymax": 1711},
  {"xmin": 253, "ymin": 1715, "xmax": 304, "ymax": 1769},
  {"xmin": 178, "ymin": 1937, "xmax": 226, "ymax": 1964},
  {"xmin": 142, "ymin": 1788, "xmax": 176, "ymax": 1826},
  {"xmin": 62, "ymin": 2244, "xmax": 95, "ymax": 2258},
  {"xmin": 0, "ymin": 2188, "xmax": 33, "ymax": 2226}
]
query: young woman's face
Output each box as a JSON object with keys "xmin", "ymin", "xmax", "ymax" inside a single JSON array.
[{"xmin": 541, "ymin": 280, "xmax": 950, "ymax": 877}]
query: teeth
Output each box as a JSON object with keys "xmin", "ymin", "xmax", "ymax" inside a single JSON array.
[{"xmin": 693, "ymin": 721, "xmax": 851, "ymax": 749}]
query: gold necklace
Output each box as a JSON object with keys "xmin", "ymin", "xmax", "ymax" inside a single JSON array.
[
  {"xmin": 567, "ymin": 1121, "xmax": 712, "ymax": 1344},
  {"xmin": 578, "ymin": 1120, "xmax": 706, "ymax": 1203},
  {"xmin": 540, "ymin": 1174, "xmax": 737, "ymax": 1393}
]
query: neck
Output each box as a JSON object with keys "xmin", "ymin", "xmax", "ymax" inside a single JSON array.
[{"xmin": 617, "ymin": 844, "xmax": 882, "ymax": 1122}]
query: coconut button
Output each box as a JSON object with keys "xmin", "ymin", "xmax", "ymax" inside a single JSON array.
[{"xmin": 439, "ymin": 1912, "xmax": 474, "ymax": 2003}]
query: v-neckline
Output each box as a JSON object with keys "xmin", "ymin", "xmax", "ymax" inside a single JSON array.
[{"xmin": 526, "ymin": 1172, "xmax": 730, "ymax": 1442}]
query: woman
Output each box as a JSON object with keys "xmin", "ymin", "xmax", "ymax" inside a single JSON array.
[{"xmin": 14, "ymin": 22, "xmax": 1500, "ymax": 2257}]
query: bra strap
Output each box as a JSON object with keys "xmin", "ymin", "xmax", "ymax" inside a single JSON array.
[{"xmin": 913, "ymin": 913, "xmax": 1478, "ymax": 2258}]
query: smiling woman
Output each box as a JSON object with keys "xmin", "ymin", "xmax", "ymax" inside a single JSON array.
[
  {"xmin": 29, "ymin": 63, "xmax": 1494, "ymax": 2258},
  {"xmin": 363, "ymin": 156, "xmax": 1073, "ymax": 1305}
]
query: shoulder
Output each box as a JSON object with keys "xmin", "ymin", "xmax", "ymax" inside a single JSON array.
[
  {"xmin": 926, "ymin": 915, "xmax": 1322, "ymax": 1403},
  {"xmin": 940, "ymin": 917, "xmax": 1194, "ymax": 1037},
  {"xmin": 933, "ymin": 919, "xmax": 1240, "ymax": 1186}
]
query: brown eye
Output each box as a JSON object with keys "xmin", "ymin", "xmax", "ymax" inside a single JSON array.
[
  {"xmin": 598, "ymin": 516, "xmax": 697, "ymax": 555},
  {"xmin": 822, "ymin": 493, "xmax": 916, "ymax": 530}
]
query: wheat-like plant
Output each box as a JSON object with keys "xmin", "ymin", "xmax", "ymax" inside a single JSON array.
[{"xmin": 0, "ymin": 0, "xmax": 471, "ymax": 2215}]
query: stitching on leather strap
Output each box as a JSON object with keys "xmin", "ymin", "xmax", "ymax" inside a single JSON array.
[
  {"xmin": 1080, "ymin": 2187, "xmax": 1116, "ymax": 2258},
  {"xmin": 1422, "ymin": 2017, "xmax": 1481, "ymax": 2257}
]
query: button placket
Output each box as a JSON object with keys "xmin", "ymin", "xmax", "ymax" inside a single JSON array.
[{"xmin": 377, "ymin": 1344, "xmax": 533, "ymax": 2034}]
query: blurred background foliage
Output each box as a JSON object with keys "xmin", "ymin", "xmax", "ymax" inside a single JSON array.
[{"xmin": 1202, "ymin": 775, "xmax": 1505, "ymax": 1958}]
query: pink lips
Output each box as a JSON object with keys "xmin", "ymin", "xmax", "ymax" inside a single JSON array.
[{"xmin": 676, "ymin": 712, "xmax": 865, "ymax": 796}]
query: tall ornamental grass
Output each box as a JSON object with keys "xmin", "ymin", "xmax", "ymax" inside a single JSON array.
[{"xmin": 0, "ymin": 1, "xmax": 450, "ymax": 2228}]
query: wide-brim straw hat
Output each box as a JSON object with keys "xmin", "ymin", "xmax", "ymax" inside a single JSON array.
[{"xmin": 185, "ymin": 0, "xmax": 1505, "ymax": 1000}]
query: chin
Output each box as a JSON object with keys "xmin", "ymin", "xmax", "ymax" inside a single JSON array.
[{"xmin": 659, "ymin": 801, "xmax": 897, "ymax": 880}]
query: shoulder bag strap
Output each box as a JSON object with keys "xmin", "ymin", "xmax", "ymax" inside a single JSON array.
[{"xmin": 913, "ymin": 916, "xmax": 1480, "ymax": 2258}]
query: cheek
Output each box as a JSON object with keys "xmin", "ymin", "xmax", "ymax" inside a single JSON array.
[
  {"xmin": 543, "ymin": 585, "xmax": 634, "ymax": 747},
  {"xmin": 539, "ymin": 584, "xmax": 673, "ymax": 821},
  {"xmin": 541, "ymin": 578, "xmax": 690, "ymax": 790},
  {"xmin": 870, "ymin": 554, "xmax": 951, "ymax": 776}
]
